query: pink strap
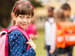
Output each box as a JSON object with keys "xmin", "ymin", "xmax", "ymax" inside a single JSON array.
[
  {"xmin": 5, "ymin": 34, "xmax": 8, "ymax": 56},
  {"xmin": 14, "ymin": 3, "xmax": 34, "ymax": 13},
  {"xmin": 2, "ymin": 28, "xmax": 8, "ymax": 32},
  {"xmin": 2, "ymin": 28, "xmax": 8, "ymax": 56}
]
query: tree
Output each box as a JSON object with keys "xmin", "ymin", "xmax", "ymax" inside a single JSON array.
[
  {"xmin": 0, "ymin": 0, "xmax": 16, "ymax": 28},
  {"xmin": 30, "ymin": 0, "xmax": 42, "ymax": 8}
]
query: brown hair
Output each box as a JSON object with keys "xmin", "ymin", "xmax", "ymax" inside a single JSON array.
[
  {"xmin": 61, "ymin": 3, "xmax": 71, "ymax": 10},
  {"xmin": 53, "ymin": 8, "xmax": 65, "ymax": 24},
  {"xmin": 48, "ymin": 7, "xmax": 54, "ymax": 11},
  {"xmin": 11, "ymin": 0, "xmax": 34, "ymax": 26}
]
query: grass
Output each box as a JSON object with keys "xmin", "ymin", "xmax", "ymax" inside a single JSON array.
[
  {"xmin": 73, "ymin": 46, "xmax": 75, "ymax": 56},
  {"xmin": 34, "ymin": 28, "xmax": 75, "ymax": 56},
  {"xmin": 34, "ymin": 29, "xmax": 46, "ymax": 56}
]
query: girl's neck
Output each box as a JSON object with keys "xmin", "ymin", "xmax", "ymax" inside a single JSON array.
[{"xmin": 15, "ymin": 24, "xmax": 26, "ymax": 30}]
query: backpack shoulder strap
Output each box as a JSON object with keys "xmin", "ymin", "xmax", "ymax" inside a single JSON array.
[
  {"xmin": 2, "ymin": 28, "xmax": 9, "ymax": 46},
  {"xmin": 1, "ymin": 28, "xmax": 8, "ymax": 56},
  {"xmin": 8, "ymin": 25, "xmax": 30, "ymax": 41}
]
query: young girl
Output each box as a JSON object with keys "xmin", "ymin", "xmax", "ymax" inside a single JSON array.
[
  {"xmin": 26, "ymin": 16, "xmax": 38, "ymax": 40},
  {"xmin": 50, "ymin": 9, "xmax": 70, "ymax": 56},
  {"xmin": 8, "ymin": 0, "xmax": 36, "ymax": 56}
]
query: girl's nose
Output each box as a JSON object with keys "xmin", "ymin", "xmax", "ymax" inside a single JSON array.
[{"xmin": 23, "ymin": 18, "xmax": 27, "ymax": 22}]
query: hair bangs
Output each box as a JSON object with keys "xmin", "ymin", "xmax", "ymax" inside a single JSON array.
[{"xmin": 15, "ymin": 4, "xmax": 34, "ymax": 17}]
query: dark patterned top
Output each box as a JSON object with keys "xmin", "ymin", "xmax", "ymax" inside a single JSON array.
[{"xmin": 8, "ymin": 30, "xmax": 36, "ymax": 56}]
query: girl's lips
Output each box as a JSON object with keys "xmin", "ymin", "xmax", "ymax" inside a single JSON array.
[{"xmin": 22, "ymin": 23, "xmax": 27, "ymax": 26}]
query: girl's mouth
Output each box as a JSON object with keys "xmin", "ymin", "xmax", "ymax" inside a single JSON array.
[{"xmin": 22, "ymin": 24, "xmax": 27, "ymax": 26}]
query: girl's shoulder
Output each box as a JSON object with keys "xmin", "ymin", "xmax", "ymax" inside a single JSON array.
[
  {"xmin": 8, "ymin": 30, "xmax": 24, "ymax": 39},
  {"xmin": 8, "ymin": 25, "xmax": 24, "ymax": 35},
  {"xmin": 9, "ymin": 30, "xmax": 23, "ymax": 35}
]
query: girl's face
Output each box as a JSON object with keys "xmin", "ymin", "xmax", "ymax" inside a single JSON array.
[{"xmin": 15, "ymin": 15, "xmax": 32, "ymax": 30}]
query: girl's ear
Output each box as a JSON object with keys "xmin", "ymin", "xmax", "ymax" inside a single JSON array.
[{"xmin": 12, "ymin": 13, "xmax": 16, "ymax": 20}]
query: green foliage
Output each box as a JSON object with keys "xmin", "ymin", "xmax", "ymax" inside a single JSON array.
[
  {"xmin": 0, "ymin": 0, "xmax": 16, "ymax": 28},
  {"xmin": 30, "ymin": 0, "xmax": 42, "ymax": 8}
]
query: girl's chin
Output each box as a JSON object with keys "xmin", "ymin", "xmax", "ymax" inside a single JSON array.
[{"xmin": 19, "ymin": 24, "xmax": 28, "ymax": 28}]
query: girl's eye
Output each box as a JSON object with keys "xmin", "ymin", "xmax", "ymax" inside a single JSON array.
[
  {"xmin": 19, "ymin": 16, "xmax": 23, "ymax": 18},
  {"xmin": 27, "ymin": 17, "xmax": 30, "ymax": 18}
]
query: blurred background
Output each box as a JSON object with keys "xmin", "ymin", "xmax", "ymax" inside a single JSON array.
[{"xmin": 0, "ymin": 0, "xmax": 75, "ymax": 56}]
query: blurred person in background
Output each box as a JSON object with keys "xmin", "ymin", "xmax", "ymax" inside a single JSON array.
[
  {"xmin": 61, "ymin": 3, "xmax": 73, "ymax": 56},
  {"xmin": 71, "ymin": 14, "xmax": 75, "ymax": 23},
  {"xmin": 45, "ymin": 7, "xmax": 54, "ymax": 56},
  {"xmin": 61, "ymin": 3, "xmax": 71, "ymax": 22},
  {"xmin": 61, "ymin": 3, "xmax": 75, "ymax": 23},
  {"xmin": 50, "ymin": 8, "xmax": 70, "ymax": 56},
  {"xmin": 26, "ymin": 16, "xmax": 38, "ymax": 40}
]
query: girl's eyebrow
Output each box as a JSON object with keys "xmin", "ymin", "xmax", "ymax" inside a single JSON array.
[
  {"xmin": 26, "ymin": 15, "xmax": 31, "ymax": 17},
  {"xmin": 19, "ymin": 15, "xmax": 31, "ymax": 17},
  {"xmin": 19, "ymin": 15, "xmax": 23, "ymax": 16}
]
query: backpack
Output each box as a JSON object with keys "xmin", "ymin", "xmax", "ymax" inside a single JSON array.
[
  {"xmin": 56, "ymin": 22, "xmax": 75, "ymax": 48},
  {"xmin": 0, "ymin": 25, "xmax": 30, "ymax": 56}
]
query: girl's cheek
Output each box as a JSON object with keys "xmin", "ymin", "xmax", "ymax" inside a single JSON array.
[
  {"xmin": 29, "ymin": 19, "xmax": 31, "ymax": 23},
  {"xmin": 29, "ymin": 21, "xmax": 31, "ymax": 24},
  {"xmin": 27, "ymin": 20, "xmax": 31, "ymax": 24},
  {"xmin": 17, "ymin": 22, "xmax": 20, "ymax": 25}
]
